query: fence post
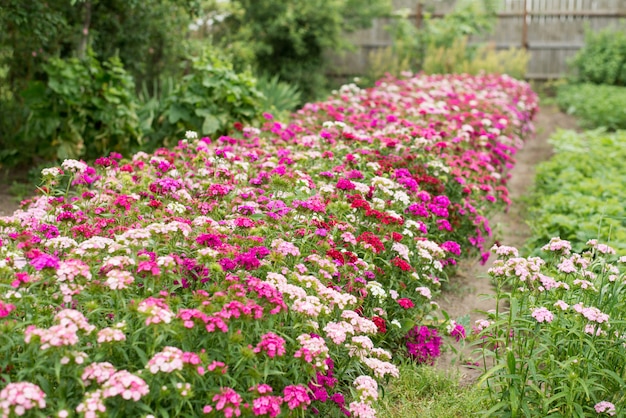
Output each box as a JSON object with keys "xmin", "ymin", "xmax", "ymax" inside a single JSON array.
[
  {"xmin": 416, "ymin": 2, "xmax": 423, "ymax": 28},
  {"xmin": 521, "ymin": 0, "xmax": 529, "ymax": 49}
]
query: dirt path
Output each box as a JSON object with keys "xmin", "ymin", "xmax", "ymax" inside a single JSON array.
[{"xmin": 436, "ymin": 104, "xmax": 579, "ymax": 380}]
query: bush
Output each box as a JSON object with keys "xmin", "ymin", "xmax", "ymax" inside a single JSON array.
[
  {"xmin": 140, "ymin": 53, "xmax": 265, "ymax": 150},
  {"xmin": 556, "ymin": 83, "xmax": 626, "ymax": 130},
  {"xmin": 422, "ymin": 37, "xmax": 529, "ymax": 79},
  {"xmin": 21, "ymin": 54, "xmax": 141, "ymax": 161},
  {"xmin": 569, "ymin": 26, "xmax": 626, "ymax": 86}
]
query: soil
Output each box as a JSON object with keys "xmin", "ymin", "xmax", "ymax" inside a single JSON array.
[{"xmin": 436, "ymin": 104, "xmax": 579, "ymax": 382}]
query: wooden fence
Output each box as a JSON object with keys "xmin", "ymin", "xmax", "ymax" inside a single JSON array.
[{"xmin": 327, "ymin": 0, "xmax": 626, "ymax": 80}]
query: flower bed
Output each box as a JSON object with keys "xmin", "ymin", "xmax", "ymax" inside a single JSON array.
[{"xmin": 0, "ymin": 73, "xmax": 536, "ymax": 417}]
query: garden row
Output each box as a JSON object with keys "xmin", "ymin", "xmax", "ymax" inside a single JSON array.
[
  {"xmin": 0, "ymin": 73, "xmax": 537, "ymax": 417},
  {"xmin": 474, "ymin": 130, "xmax": 626, "ymax": 416}
]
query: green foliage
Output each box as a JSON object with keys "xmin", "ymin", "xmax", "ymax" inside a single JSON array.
[
  {"xmin": 214, "ymin": 0, "xmax": 391, "ymax": 101},
  {"xmin": 569, "ymin": 25, "xmax": 626, "ymax": 86},
  {"xmin": 422, "ymin": 37, "xmax": 529, "ymax": 79},
  {"xmin": 556, "ymin": 83, "xmax": 626, "ymax": 131},
  {"xmin": 255, "ymin": 74, "xmax": 302, "ymax": 119},
  {"xmin": 376, "ymin": 362, "xmax": 488, "ymax": 417},
  {"xmin": 22, "ymin": 54, "xmax": 141, "ymax": 160},
  {"xmin": 369, "ymin": 0, "xmax": 498, "ymax": 80},
  {"xmin": 526, "ymin": 129, "xmax": 626, "ymax": 254},
  {"xmin": 142, "ymin": 53, "xmax": 265, "ymax": 149}
]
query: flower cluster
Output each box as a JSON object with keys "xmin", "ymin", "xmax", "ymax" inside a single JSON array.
[{"xmin": 0, "ymin": 73, "xmax": 536, "ymax": 416}]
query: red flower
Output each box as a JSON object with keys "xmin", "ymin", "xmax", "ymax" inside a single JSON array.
[
  {"xmin": 391, "ymin": 257, "xmax": 412, "ymax": 271},
  {"xmin": 372, "ymin": 316, "xmax": 387, "ymax": 334}
]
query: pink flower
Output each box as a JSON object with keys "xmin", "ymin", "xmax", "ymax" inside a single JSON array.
[
  {"xmin": 253, "ymin": 332, "xmax": 287, "ymax": 358},
  {"xmin": 531, "ymin": 307, "xmax": 554, "ymax": 323},
  {"xmin": 282, "ymin": 385, "xmax": 311, "ymax": 410},
  {"xmin": 397, "ymin": 298, "xmax": 414, "ymax": 309},
  {"xmin": 252, "ymin": 395, "xmax": 283, "ymax": 417},
  {"xmin": 212, "ymin": 388, "xmax": 243, "ymax": 418},
  {"xmin": 101, "ymin": 371, "xmax": 149, "ymax": 401},
  {"xmin": 0, "ymin": 382, "xmax": 46, "ymax": 416},
  {"xmin": 0, "ymin": 301, "xmax": 16, "ymax": 318},
  {"xmin": 595, "ymin": 401, "xmax": 616, "ymax": 416}
]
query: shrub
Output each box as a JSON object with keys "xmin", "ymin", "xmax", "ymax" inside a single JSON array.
[
  {"xmin": 141, "ymin": 53, "xmax": 265, "ymax": 150},
  {"xmin": 569, "ymin": 26, "xmax": 626, "ymax": 86},
  {"xmin": 21, "ymin": 54, "xmax": 141, "ymax": 161},
  {"xmin": 555, "ymin": 83, "xmax": 626, "ymax": 130},
  {"xmin": 422, "ymin": 37, "xmax": 529, "ymax": 79}
]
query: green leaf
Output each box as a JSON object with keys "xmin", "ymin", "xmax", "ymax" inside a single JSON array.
[{"xmin": 202, "ymin": 114, "xmax": 221, "ymax": 134}]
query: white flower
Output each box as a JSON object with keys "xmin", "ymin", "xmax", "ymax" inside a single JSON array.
[
  {"xmin": 185, "ymin": 130, "xmax": 198, "ymax": 139},
  {"xmin": 61, "ymin": 159, "xmax": 88, "ymax": 173}
]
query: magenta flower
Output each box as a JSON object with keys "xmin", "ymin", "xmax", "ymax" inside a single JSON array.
[{"xmin": 405, "ymin": 325, "xmax": 442, "ymax": 364}]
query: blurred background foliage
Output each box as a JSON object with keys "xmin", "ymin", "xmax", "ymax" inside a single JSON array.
[
  {"xmin": 0, "ymin": 0, "xmax": 515, "ymax": 170},
  {"xmin": 0, "ymin": 0, "xmax": 392, "ymax": 167}
]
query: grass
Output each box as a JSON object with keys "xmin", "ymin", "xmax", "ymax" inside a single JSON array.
[{"xmin": 377, "ymin": 362, "xmax": 489, "ymax": 418}]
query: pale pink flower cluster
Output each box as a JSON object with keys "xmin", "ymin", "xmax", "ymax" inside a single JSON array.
[
  {"xmin": 146, "ymin": 346, "xmax": 185, "ymax": 373},
  {"xmin": 392, "ymin": 242, "xmax": 410, "ymax": 261},
  {"xmin": 61, "ymin": 159, "xmax": 88, "ymax": 173},
  {"xmin": 81, "ymin": 362, "xmax": 117, "ymax": 385},
  {"xmin": 595, "ymin": 401, "xmax": 616, "ymax": 416},
  {"xmin": 557, "ymin": 258, "xmax": 577, "ymax": 274},
  {"xmin": 341, "ymin": 310, "xmax": 378, "ymax": 334},
  {"xmin": 25, "ymin": 309, "xmax": 95, "ymax": 349},
  {"xmin": 353, "ymin": 375, "xmax": 378, "ymax": 403},
  {"xmin": 541, "ymin": 237, "xmax": 571, "ymax": 254},
  {"xmin": 294, "ymin": 334, "xmax": 330, "ymax": 370},
  {"xmin": 473, "ymin": 319, "xmax": 493, "ymax": 333},
  {"xmin": 347, "ymin": 336, "xmax": 374, "ymax": 358},
  {"xmin": 349, "ymin": 401, "xmax": 378, "ymax": 418},
  {"xmin": 415, "ymin": 286, "xmax": 432, "ymax": 299},
  {"xmin": 96, "ymin": 325, "xmax": 126, "ymax": 344},
  {"xmin": 362, "ymin": 357, "xmax": 400, "ymax": 379},
  {"xmin": 553, "ymin": 300, "xmax": 569, "ymax": 311},
  {"xmin": 75, "ymin": 390, "xmax": 106, "ymax": 417},
  {"xmin": 101, "ymin": 370, "xmax": 149, "ymax": 400},
  {"xmin": 137, "ymin": 297, "xmax": 174, "ymax": 326},
  {"xmin": 489, "ymin": 256, "xmax": 544, "ymax": 282},
  {"xmin": 0, "ymin": 382, "xmax": 46, "ymax": 417},
  {"xmin": 341, "ymin": 232, "xmax": 358, "ymax": 245},
  {"xmin": 573, "ymin": 279, "xmax": 596, "ymax": 291},
  {"xmin": 271, "ymin": 239, "xmax": 301, "ymax": 256},
  {"xmin": 324, "ymin": 321, "xmax": 355, "ymax": 344},
  {"xmin": 57, "ymin": 259, "xmax": 92, "ymax": 282},
  {"xmin": 572, "ymin": 303, "xmax": 609, "ymax": 323},
  {"xmin": 587, "ymin": 239, "xmax": 616, "ymax": 255},
  {"xmin": 531, "ymin": 307, "xmax": 554, "ymax": 323},
  {"xmin": 536, "ymin": 273, "xmax": 568, "ymax": 292}
]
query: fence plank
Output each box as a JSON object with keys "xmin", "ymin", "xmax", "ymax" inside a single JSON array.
[{"xmin": 327, "ymin": 0, "xmax": 626, "ymax": 80}]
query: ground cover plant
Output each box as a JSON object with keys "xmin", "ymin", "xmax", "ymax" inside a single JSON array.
[
  {"xmin": 0, "ymin": 73, "xmax": 536, "ymax": 417},
  {"xmin": 555, "ymin": 84, "xmax": 626, "ymax": 131},
  {"xmin": 525, "ymin": 129, "xmax": 626, "ymax": 253}
]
